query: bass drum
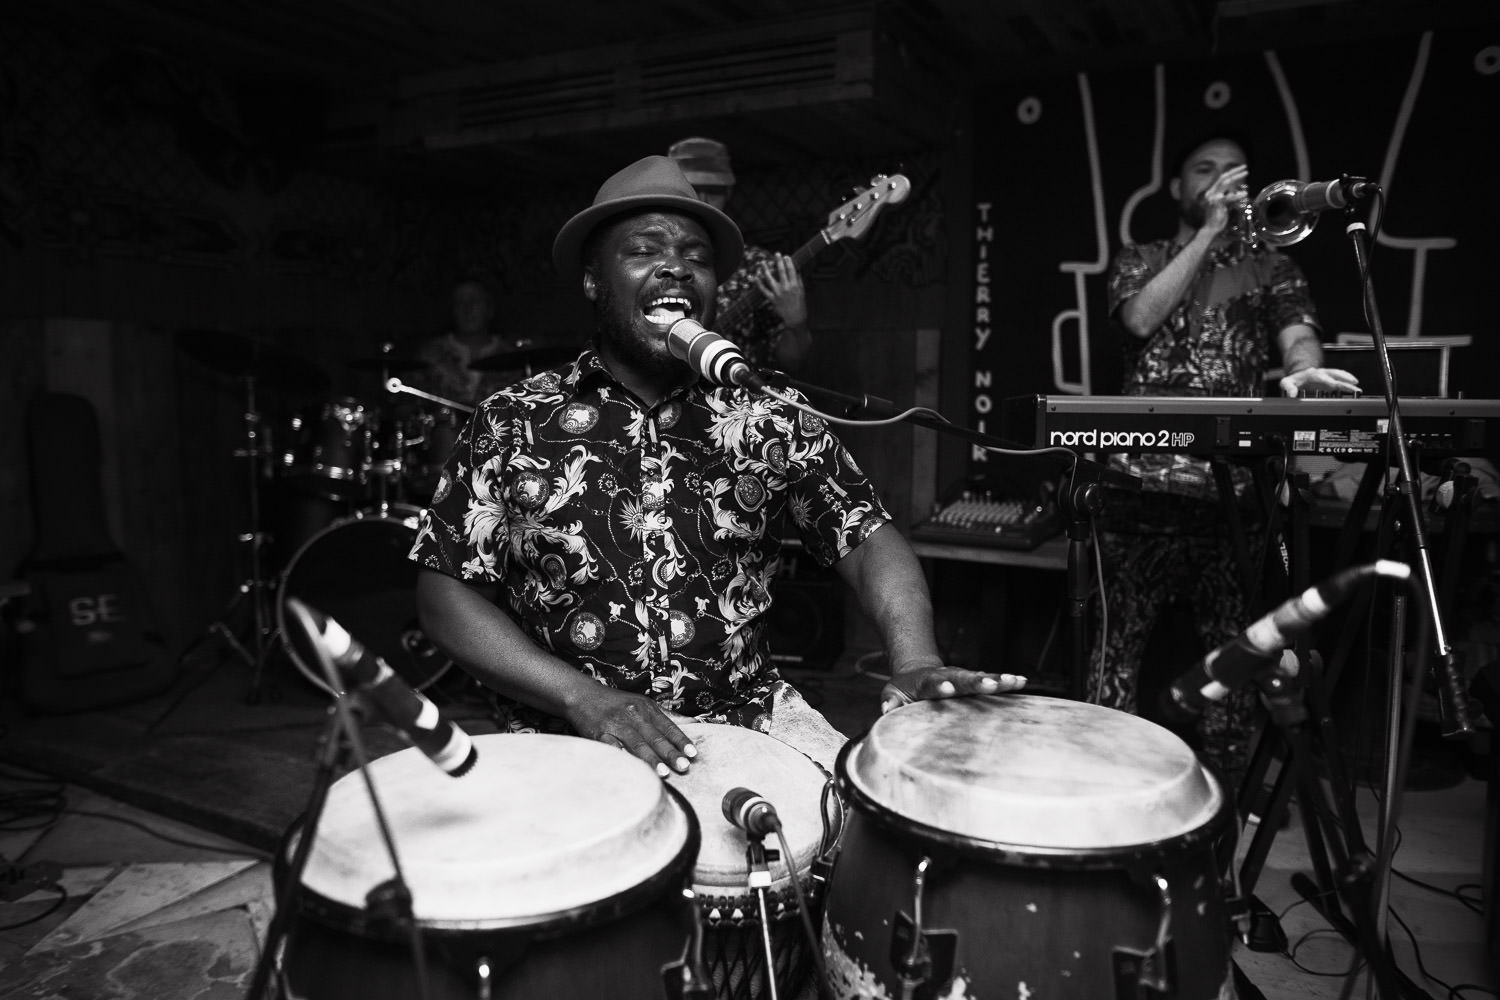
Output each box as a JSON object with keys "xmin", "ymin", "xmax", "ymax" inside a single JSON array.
[{"xmin": 277, "ymin": 505, "xmax": 451, "ymax": 693}]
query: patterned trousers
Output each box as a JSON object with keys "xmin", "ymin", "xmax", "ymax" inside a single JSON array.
[{"xmin": 1088, "ymin": 522, "xmax": 1263, "ymax": 795}]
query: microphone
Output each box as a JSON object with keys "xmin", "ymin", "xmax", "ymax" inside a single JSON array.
[
  {"xmin": 722, "ymin": 787, "xmax": 781, "ymax": 837},
  {"xmin": 667, "ymin": 318, "xmax": 764, "ymax": 389},
  {"xmin": 291, "ymin": 598, "xmax": 478, "ymax": 777},
  {"xmin": 1161, "ymin": 560, "xmax": 1411, "ymax": 723},
  {"xmin": 1275, "ymin": 177, "xmax": 1379, "ymax": 215}
]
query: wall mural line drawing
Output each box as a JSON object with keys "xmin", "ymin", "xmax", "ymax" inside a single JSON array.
[
  {"xmin": 1373, "ymin": 32, "xmax": 1459, "ymax": 343},
  {"xmin": 1048, "ymin": 72, "xmax": 1107, "ymax": 397}
]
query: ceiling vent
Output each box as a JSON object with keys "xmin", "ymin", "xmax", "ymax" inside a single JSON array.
[{"xmin": 376, "ymin": 10, "xmax": 948, "ymax": 151}]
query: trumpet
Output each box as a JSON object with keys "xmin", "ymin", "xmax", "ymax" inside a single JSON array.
[{"xmin": 1233, "ymin": 179, "xmax": 1326, "ymax": 249}]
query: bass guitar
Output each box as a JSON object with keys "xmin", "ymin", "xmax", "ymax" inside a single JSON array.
[{"xmin": 715, "ymin": 173, "xmax": 911, "ymax": 337}]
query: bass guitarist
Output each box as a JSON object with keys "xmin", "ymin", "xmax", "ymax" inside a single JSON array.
[{"xmin": 668, "ymin": 137, "xmax": 812, "ymax": 371}]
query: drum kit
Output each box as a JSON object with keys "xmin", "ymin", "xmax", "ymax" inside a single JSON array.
[
  {"xmin": 173, "ymin": 329, "xmax": 573, "ymax": 700},
  {"xmin": 259, "ymin": 694, "xmax": 1240, "ymax": 1000}
]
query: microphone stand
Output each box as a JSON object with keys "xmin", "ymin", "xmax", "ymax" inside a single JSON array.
[
  {"xmin": 1337, "ymin": 181, "xmax": 1473, "ymax": 741},
  {"xmin": 246, "ymin": 603, "xmax": 433, "ymax": 1000},
  {"xmin": 745, "ymin": 833, "xmax": 780, "ymax": 1000},
  {"xmin": 782, "ymin": 376, "xmax": 1139, "ymax": 698},
  {"xmin": 1243, "ymin": 181, "xmax": 1469, "ymax": 1000}
]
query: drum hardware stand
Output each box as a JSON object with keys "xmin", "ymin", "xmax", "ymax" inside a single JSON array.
[
  {"xmin": 157, "ymin": 374, "xmax": 280, "ymax": 726},
  {"xmin": 247, "ymin": 599, "xmax": 433, "ymax": 1000},
  {"xmin": 664, "ymin": 888, "xmax": 714, "ymax": 1000}
]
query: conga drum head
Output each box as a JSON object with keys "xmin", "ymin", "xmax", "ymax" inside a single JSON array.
[
  {"xmin": 300, "ymin": 733, "xmax": 693, "ymax": 931},
  {"xmin": 663, "ymin": 722, "xmax": 831, "ymax": 896},
  {"xmin": 843, "ymin": 694, "xmax": 1223, "ymax": 852}
]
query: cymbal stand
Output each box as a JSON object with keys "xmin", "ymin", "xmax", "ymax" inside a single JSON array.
[{"xmin": 163, "ymin": 373, "xmax": 278, "ymax": 715}]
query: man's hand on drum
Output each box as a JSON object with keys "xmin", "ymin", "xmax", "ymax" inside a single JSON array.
[
  {"xmin": 879, "ymin": 663, "xmax": 1027, "ymax": 715},
  {"xmin": 567, "ymin": 687, "xmax": 698, "ymax": 777}
]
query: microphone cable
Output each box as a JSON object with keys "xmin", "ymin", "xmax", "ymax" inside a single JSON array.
[{"xmin": 768, "ymin": 820, "xmax": 830, "ymax": 994}]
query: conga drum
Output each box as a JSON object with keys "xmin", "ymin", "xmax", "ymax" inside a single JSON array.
[
  {"xmin": 663, "ymin": 722, "xmax": 842, "ymax": 1000},
  {"xmin": 279, "ymin": 733, "xmax": 701, "ymax": 999},
  {"xmin": 823, "ymin": 695, "xmax": 1235, "ymax": 1000}
]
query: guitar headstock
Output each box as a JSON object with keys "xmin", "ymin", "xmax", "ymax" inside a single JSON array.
[{"xmin": 823, "ymin": 174, "xmax": 912, "ymax": 243}]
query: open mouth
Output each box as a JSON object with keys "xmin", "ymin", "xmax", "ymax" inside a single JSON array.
[{"xmin": 642, "ymin": 295, "xmax": 694, "ymax": 328}]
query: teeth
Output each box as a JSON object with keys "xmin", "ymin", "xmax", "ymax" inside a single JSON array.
[{"xmin": 644, "ymin": 296, "xmax": 692, "ymax": 325}]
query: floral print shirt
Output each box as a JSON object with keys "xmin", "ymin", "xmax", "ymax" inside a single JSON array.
[
  {"xmin": 408, "ymin": 349, "xmax": 890, "ymax": 732},
  {"xmin": 1105, "ymin": 238, "xmax": 1319, "ymax": 500}
]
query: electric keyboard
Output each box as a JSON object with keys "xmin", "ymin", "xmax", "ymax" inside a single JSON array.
[
  {"xmin": 1004, "ymin": 395, "xmax": 1500, "ymax": 457},
  {"xmin": 910, "ymin": 493, "xmax": 1062, "ymax": 551}
]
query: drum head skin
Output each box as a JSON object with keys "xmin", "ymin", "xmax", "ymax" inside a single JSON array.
[
  {"xmin": 301, "ymin": 734, "xmax": 691, "ymax": 928},
  {"xmin": 844, "ymin": 695, "xmax": 1222, "ymax": 850},
  {"xmin": 664, "ymin": 723, "xmax": 830, "ymax": 894}
]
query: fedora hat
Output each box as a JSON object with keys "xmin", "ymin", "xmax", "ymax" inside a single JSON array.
[
  {"xmin": 667, "ymin": 136, "xmax": 736, "ymax": 188},
  {"xmin": 552, "ymin": 155, "xmax": 743, "ymax": 281}
]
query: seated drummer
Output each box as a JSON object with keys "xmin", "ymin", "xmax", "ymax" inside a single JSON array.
[{"xmin": 408, "ymin": 155, "xmax": 1024, "ymax": 774}]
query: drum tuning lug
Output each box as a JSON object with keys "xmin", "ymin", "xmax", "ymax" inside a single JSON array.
[
  {"xmin": 364, "ymin": 876, "xmax": 417, "ymax": 931},
  {"xmin": 1111, "ymin": 943, "xmax": 1176, "ymax": 998},
  {"xmin": 889, "ymin": 913, "xmax": 958, "ymax": 995}
]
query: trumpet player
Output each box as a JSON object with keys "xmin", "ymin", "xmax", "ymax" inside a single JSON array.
[{"xmin": 1089, "ymin": 133, "xmax": 1360, "ymax": 799}]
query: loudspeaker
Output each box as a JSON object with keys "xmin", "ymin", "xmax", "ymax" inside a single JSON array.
[{"xmin": 766, "ymin": 553, "xmax": 844, "ymax": 670}]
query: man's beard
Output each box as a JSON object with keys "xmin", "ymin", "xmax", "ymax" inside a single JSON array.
[{"xmin": 593, "ymin": 281, "xmax": 680, "ymax": 377}]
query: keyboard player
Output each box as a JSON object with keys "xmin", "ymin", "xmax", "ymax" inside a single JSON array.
[{"xmin": 1091, "ymin": 131, "xmax": 1359, "ymax": 797}]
